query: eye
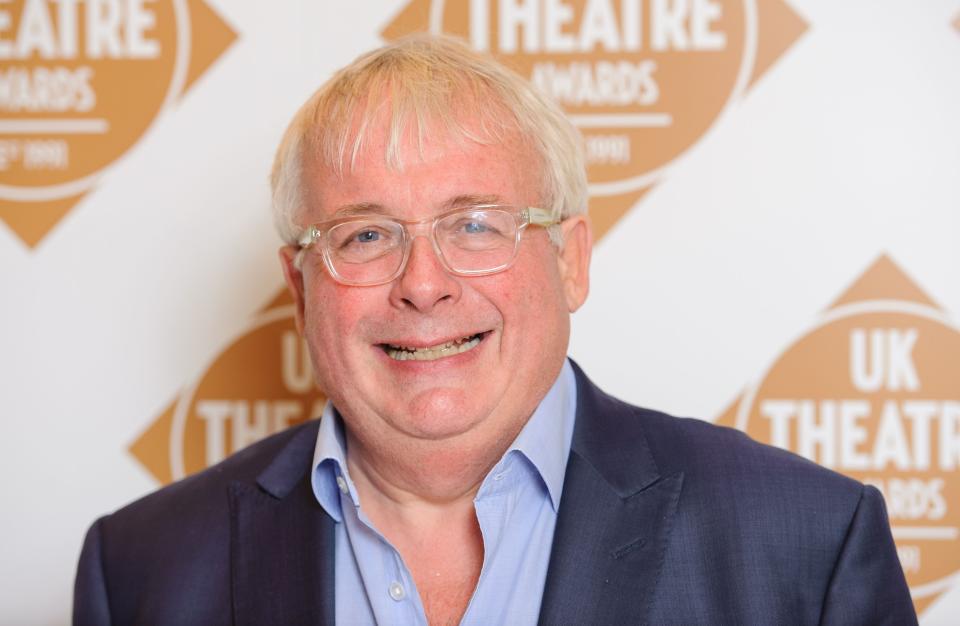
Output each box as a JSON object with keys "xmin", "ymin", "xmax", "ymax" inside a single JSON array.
[
  {"xmin": 355, "ymin": 229, "xmax": 381, "ymax": 243},
  {"xmin": 328, "ymin": 221, "xmax": 399, "ymax": 258},
  {"xmin": 336, "ymin": 224, "xmax": 393, "ymax": 248},
  {"xmin": 462, "ymin": 221, "xmax": 489, "ymax": 235},
  {"xmin": 439, "ymin": 210, "xmax": 516, "ymax": 248},
  {"xmin": 448, "ymin": 213, "xmax": 502, "ymax": 237}
]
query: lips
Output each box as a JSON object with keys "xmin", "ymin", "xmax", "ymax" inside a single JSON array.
[{"xmin": 381, "ymin": 332, "xmax": 487, "ymax": 361}]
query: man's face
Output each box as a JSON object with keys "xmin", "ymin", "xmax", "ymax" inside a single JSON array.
[{"xmin": 281, "ymin": 118, "xmax": 591, "ymax": 459}]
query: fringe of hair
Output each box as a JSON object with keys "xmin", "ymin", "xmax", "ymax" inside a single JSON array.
[{"xmin": 270, "ymin": 34, "xmax": 588, "ymax": 247}]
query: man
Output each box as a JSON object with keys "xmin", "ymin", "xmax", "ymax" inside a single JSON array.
[{"xmin": 74, "ymin": 35, "xmax": 916, "ymax": 625}]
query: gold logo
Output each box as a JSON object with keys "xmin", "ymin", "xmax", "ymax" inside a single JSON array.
[
  {"xmin": 716, "ymin": 255, "xmax": 960, "ymax": 616},
  {"xmin": 130, "ymin": 290, "xmax": 326, "ymax": 484},
  {"xmin": 0, "ymin": 0, "xmax": 237, "ymax": 248},
  {"xmin": 383, "ymin": 0, "xmax": 808, "ymax": 238}
]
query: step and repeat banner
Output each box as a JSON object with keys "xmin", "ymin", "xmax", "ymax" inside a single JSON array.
[{"xmin": 1, "ymin": 1, "xmax": 958, "ymax": 623}]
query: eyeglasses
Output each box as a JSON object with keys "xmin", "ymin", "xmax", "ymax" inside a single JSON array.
[{"xmin": 296, "ymin": 205, "xmax": 559, "ymax": 286}]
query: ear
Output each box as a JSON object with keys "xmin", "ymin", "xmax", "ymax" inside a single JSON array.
[
  {"xmin": 556, "ymin": 214, "xmax": 592, "ymax": 312},
  {"xmin": 279, "ymin": 246, "xmax": 307, "ymax": 336}
]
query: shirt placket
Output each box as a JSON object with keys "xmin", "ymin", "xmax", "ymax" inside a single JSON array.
[{"xmin": 339, "ymin": 473, "xmax": 429, "ymax": 626}]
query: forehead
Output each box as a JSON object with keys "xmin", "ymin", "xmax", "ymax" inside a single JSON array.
[{"xmin": 303, "ymin": 112, "xmax": 542, "ymax": 219}]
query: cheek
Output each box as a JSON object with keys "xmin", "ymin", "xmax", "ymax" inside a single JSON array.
[
  {"xmin": 301, "ymin": 284, "xmax": 366, "ymax": 380},
  {"xmin": 512, "ymin": 247, "xmax": 566, "ymax": 308},
  {"xmin": 488, "ymin": 249, "xmax": 567, "ymax": 333}
]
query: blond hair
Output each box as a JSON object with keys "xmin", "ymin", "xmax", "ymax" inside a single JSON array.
[{"xmin": 270, "ymin": 34, "xmax": 587, "ymax": 245}]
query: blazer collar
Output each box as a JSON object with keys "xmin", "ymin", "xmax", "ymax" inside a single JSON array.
[
  {"xmin": 539, "ymin": 361, "xmax": 684, "ymax": 625},
  {"xmin": 230, "ymin": 420, "xmax": 336, "ymax": 626}
]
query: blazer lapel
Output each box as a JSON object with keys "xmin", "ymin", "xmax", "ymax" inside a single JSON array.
[
  {"xmin": 539, "ymin": 363, "xmax": 684, "ymax": 626},
  {"xmin": 230, "ymin": 422, "xmax": 336, "ymax": 626}
]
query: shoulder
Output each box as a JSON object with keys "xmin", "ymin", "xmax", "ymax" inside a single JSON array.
[
  {"xmin": 644, "ymin": 407, "xmax": 866, "ymax": 512},
  {"xmin": 644, "ymin": 406, "xmax": 859, "ymax": 492},
  {"xmin": 76, "ymin": 419, "xmax": 322, "ymax": 620},
  {"xmin": 571, "ymin": 362, "xmax": 865, "ymax": 514},
  {"xmin": 99, "ymin": 418, "xmax": 320, "ymax": 540}
]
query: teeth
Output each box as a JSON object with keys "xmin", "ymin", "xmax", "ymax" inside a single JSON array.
[{"xmin": 386, "ymin": 334, "xmax": 483, "ymax": 361}]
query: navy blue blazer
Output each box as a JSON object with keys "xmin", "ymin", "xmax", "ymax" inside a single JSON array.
[{"xmin": 74, "ymin": 363, "xmax": 917, "ymax": 625}]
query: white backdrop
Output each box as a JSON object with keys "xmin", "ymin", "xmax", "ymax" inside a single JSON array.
[{"xmin": 1, "ymin": 1, "xmax": 958, "ymax": 623}]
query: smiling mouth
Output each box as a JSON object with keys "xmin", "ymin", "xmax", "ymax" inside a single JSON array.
[{"xmin": 382, "ymin": 332, "xmax": 487, "ymax": 361}]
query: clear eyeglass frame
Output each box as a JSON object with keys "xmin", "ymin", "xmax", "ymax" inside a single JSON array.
[{"xmin": 295, "ymin": 204, "xmax": 559, "ymax": 287}]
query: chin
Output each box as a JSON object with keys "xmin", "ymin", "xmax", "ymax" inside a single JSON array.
[{"xmin": 394, "ymin": 389, "xmax": 494, "ymax": 441}]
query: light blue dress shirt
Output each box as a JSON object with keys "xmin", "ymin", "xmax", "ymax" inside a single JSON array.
[{"xmin": 311, "ymin": 359, "xmax": 577, "ymax": 625}]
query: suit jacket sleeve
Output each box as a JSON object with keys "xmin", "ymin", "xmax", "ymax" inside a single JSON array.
[
  {"xmin": 819, "ymin": 485, "xmax": 917, "ymax": 626},
  {"xmin": 74, "ymin": 517, "xmax": 112, "ymax": 626}
]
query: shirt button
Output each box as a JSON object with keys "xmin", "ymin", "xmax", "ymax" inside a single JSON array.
[
  {"xmin": 336, "ymin": 475, "xmax": 349, "ymax": 495},
  {"xmin": 388, "ymin": 581, "xmax": 405, "ymax": 601}
]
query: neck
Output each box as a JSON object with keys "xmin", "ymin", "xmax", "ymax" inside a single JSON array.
[
  {"xmin": 347, "ymin": 433, "xmax": 490, "ymax": 626},
  {"xmin": 344, "ymin": 425, "xmax": 516, "ymax": 511}
]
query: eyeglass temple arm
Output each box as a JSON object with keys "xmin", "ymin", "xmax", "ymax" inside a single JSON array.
[
  {"xmin": 526, "ymin": 207, "xmax": 560, "ymax": 226},
  {"xmin": 297, "ymin": 226, "xmax": 319, "ymax": 248}
]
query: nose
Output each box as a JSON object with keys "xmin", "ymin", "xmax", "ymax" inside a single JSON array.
[{"xmin": 389, "ymin": 235, "xmax": 462, "ymax": 312}]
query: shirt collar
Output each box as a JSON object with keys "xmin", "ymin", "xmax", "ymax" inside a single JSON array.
[
  {"xmin": 310, "ymin": 359, "xmax": 577, "ymax": 519},
  {"xmin": 311, "ymin": 403, "xmax": 352, "ymax": 523},
  {"xmin": 501, "ymin": 359, "xmax": 576, "ymax": 510}
]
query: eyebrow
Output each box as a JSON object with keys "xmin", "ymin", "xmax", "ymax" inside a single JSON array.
[
  {"xmin": 331, "ymin": 194, "xmax": 506, "ymax": 218},
  {"xmin": 331, "ymin": 203, "xmax": 385, "ymax": 218},
  {"xmin": 442, "ymin": 194, "xmax": 504, "ymax": 209}
]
